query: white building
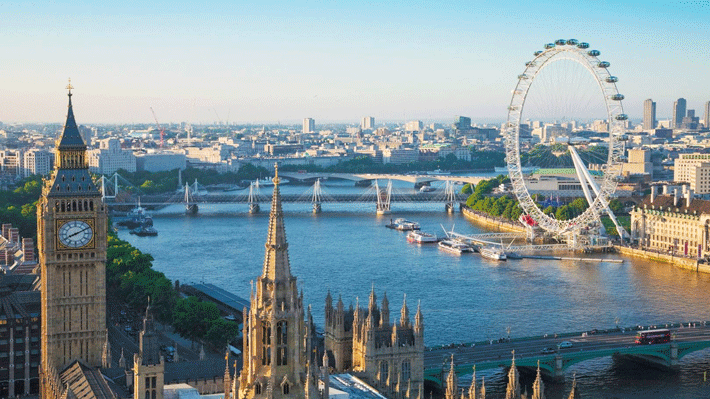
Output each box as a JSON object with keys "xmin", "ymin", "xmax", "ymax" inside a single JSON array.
[
  {"xmin": 0, "ymin": 149, "xmax": 22, "ymax": 177},
  {"xmin": 405, "ymin": 120, "xmax": 423, "ymax": 132},
  {"xmin": 135, "ymin": 151, "xmax": 187, "ymax": 172},
  {"xmin": 361, "ymin": 116, "xmax": 375, "ymax": 130},
  {"xmin": 88, "ymin": 138, "xmax": 136, "ymax": 174},
  {"xmin": 22, "ymin": 148, "xmax": 52, "ymax": 177},
  {"xmin": 382, "ymin": 148, "xmax": 419, "ymax": 164},
  {"xmin": 303, "ymin": 118, "xmax": 315, "ymax": 134}
]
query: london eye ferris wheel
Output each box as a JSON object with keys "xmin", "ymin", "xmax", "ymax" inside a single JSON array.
[{"xmin": 502, "ymin": 39, "xmax": 628, "ymax": 238}]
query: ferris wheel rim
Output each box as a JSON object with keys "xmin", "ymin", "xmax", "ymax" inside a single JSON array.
[{"xmin": 503, "ymin": 40, "xmax": 626, "ymax": 236}]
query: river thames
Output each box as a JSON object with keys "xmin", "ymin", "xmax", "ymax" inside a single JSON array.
[{"xmin": 118, "ymin": 180, "xmax": 710, "ymax": 398}]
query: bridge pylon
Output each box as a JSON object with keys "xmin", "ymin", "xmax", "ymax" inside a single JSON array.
[
  {"xmin": 444, "ymin": 180, "xmax": 456, "ymax": 214},
  {"xmin": 312, "ymin": 179, "xmax": 322, "ymax": 214},
  {"xmin": 184, "ymin": 182, "xmax": 198, "ymax": 214},
  {"xmin": 375, "ymin": 180, "xmax": 392, "ymax": 215},
  {"xmin": 248, "ymin": 182, "xmax": 260, "ymax": 214}
]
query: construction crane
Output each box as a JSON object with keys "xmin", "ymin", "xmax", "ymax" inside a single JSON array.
[{"xmin": 150, "ymin": 107, "xmax": 166, "ymax": 148}]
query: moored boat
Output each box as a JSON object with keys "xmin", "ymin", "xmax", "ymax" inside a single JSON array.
[
  {"xmin": 129, "ymin": 226, "xmax": 158, "ymax": 237},
  {"xmin": 419, "ymin": 185, "xmax": 436, "ymax": 192},
  {"xmin": 407, "ymin": 230, "xmax": 438, "ymax": 244},
  {"xmin": 386, "ymin": 218, "xmax": 420, "ymax": 231},
  {"xmin": 438, "ymin": 240, "xmax": 473, "ymax": 255},
  {"xmin": 480, "ymin": 246, "xmax": 507, "ymax": 261}
]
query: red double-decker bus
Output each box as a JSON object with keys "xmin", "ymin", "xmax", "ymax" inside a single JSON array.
[{"xmin": 635, "ymin": 329, "xmax": 671, "ymax": 344}]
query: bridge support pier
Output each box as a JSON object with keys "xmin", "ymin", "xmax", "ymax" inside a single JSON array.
[
  {"xmin": 249, "ymin": 203, "xmax": 260, "ymax": 214},
  {"xmin": 445, "ymin": 202, "xmax": 455, "ymax": 214},
  {"xmin": 313, "ymin": 203, "xmax": 322, "ymax": 214}
]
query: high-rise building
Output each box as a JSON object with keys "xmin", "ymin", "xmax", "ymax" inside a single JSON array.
[
  {"xmin": 405, "ymin": 120, "xmax": 423, "ymax": 132},
  {"xmin": 673, "ymin": 98, "xmax": 687, "ymax": 129},
  {"xmin": 23, "ymin": 148, "xmax": 52, "ymax": 177},
  {"xmin": 643, "ymin": 99, "xmax": 656, "ymax": 130},
  {"xmin": 704, "ymin": 101, "xmax": 710, "ymax": 128},
  {"xmin": 361, "ymin": 116, "xmax": 375, "ymax": 130},
  {"xmin": 303, "ymin": 117, "xmax": 315, "ymax": 134},
  {"xmin": 40, "ymin": 85, "xmax": 110, "ymax": 398},
  {"xmin": 454, "ymin": 116, "xmax": 472, "ymax": 130}
]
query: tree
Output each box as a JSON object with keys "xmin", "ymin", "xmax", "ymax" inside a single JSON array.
[
  {"xmin": 461, "ymin": 183, "xmax": 473, "ymax": 194},
  {"xmin": 205, "ymin": 318, "xmax": 240, "ymax": 348}
]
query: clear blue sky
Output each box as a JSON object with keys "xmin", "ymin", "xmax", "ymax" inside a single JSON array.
[{"xmin": 1, "ymin": 0, "xmax": 709, "ymax": 124}]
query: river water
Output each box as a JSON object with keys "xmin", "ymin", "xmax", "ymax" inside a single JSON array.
[{"xmin": 117, "ymin": 180, "xmax": 710, "ymax": 398}]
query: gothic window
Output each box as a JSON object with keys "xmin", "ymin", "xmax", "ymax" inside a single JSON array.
[
  {"xmin": 401, "ymin": 360, "xmax": 411, "ymax": 382},
  {"xmin": 90, "ymin": 201, "xmax": 94, "ymax": 211},
  {"xmin": 277, "ymin": 321, "xmax": 288, "ymax": 366},
  {"xmin": 262, "ymin": 322, "xmax": 271, "ymax": 365},
  {"xmin": 380, "ymin": 361, "xmax": 389, "ymax": 383},
  {"xmin": 255, "ymin": 383, "xmax": 262, "ymax": 395},
  {"xmin": 282, "ymin": 383, "xmax": 289, "ymax": 395}
]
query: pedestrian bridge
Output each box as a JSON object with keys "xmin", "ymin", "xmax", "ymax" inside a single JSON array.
[{"xmin": 423, "ymin": 322, "xmax": 710, "ymax": 386}]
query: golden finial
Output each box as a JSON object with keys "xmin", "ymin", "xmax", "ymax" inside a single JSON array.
[
  {"xmin": 273, "ymin": 162, "xmax": 280, "ymax": 185},
  {"xmin": 66, "ymin": 78, "xmax": 74, "ymax": 95}
]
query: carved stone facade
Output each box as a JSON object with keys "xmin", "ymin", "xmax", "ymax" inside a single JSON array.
[
  {"xmin": 325, "ymin": 288, "xmax": 424, "ymax": 399},
  {"xmin": 238, "ymin": 165, "xmax": 324, "ymax": 399},
  {"xmin": 39, "ymin": 86, "xmax": 109, "ymax": 399}
]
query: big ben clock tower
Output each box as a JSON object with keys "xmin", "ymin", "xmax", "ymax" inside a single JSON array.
[{"xmin": 38, "ymin": 81, "xmax": 107, "ymax": 389}]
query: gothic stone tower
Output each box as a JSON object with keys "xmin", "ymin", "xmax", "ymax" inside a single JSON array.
[
  {"xmin": 325, "ymin": 288, "xmax": 425, "ymax": 399},
  {"xmin": 133, "ymin": 304, "xmax": 165, "ymax": 399},
  {"xmin": 39, "ymin": 84, "xmax": 108, "ymax": 392},
  {"xmin": 239, "ymin": 164, "xmax": 316, "ymax": 399}
]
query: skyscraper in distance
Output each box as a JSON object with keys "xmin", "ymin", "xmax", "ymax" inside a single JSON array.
[
  {"xmin": 361, "ymin": 116, "xmax": 375, "ymax": 130},
  {"xmin": 303, "ymin": 117, "xmax": 315, "ymax": 134},
  {"xmin": 643, "ymin": 99, "xmax": 656, "ymax": 130},
  {"xmin": 673, "ymin": 98, "xmax": 687, "ymax": 129},
  {"xmin": 704, "ymin": 101, "xmax": 710, "ymax": 129}
]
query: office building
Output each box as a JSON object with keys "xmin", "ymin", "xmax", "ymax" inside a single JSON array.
[
  {"xmin": 88, "ymin": 138, "xmax": 137, "ymax": 175},
  {"xmin": 303, "ymin": 118, "xmax": 315, "ymax": 134},
  {"xmin": 361, "ymin": 116, "xmax": 375, "ymax": 130},
  {"xmin": 643, "ymin": 99, "xmax": 656, "ymax": 130},
  {"xmin": 673, "ymin": 98, "xmax": 687, "ymax": 129},
  {"xmin": 22, "ymin": 149, "xmax": 52, "ymax": 177},
  {"xmin": 704, "ymin": 101, "xmax": 710, "ymax": 128}
]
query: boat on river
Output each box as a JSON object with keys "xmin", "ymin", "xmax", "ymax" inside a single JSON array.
[
  {"xmin": 407, "ymin": 230, "xmax": 438, "ymax": 244},
  {"xmin": 387, "ymin": 218, "xmax": 420, "ymax": 231},
  {"xmin": 419, "ymin": 185, "xmax": 436, "ymax": 193},
  {"xmin": 438, "ymin": 240, "xmax": 473, "ymax": 255},
  {"xmin": 116, "ymin": 201, "xmax": 153, "ymax": 229},
  {"xmin": 129, "ymin": 226, "xmax": 158, "ymax": 237},
  {"xmin": 480, "ymin": 246, "xmax": 507, "ymax": 261}
]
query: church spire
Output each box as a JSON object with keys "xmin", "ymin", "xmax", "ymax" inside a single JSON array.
[
  {"xmin": 504, "ymin": 351, "xmax": 520, "ymax": 399},
  {"xmin": 531, "ymin": 360, "xmax": 545, "ymax": 399},
  {"xmin": 262, "ymin": 163, "xmax": 291, "ymax": 281},
  {"xmin": 400, "ymin": 293, "xmax": 410, "ymax": 327},
  {"xmin": 56, "ymin": 79, "xmax": 88, "ymax": 172},
  {"xmin": 468, "ymin": 366, "xmax": 477, "ymax": 399},
  {"xmin": 445, "ymin": 355, "xmax": 458, "ymax": 399}
]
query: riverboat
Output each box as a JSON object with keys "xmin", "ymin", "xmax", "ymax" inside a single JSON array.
[
  {"xmin": 438, "ymin": 240, "xmax": 473, "ymax": 255},
  {"xmin": 480, "ymin": 246, "xmax": 507, "ymax": 261},
  {"xmin": 406, "ymin": 230, "xmax": 438, "ymax": 244},
  {"xmin": 426, "ymin": 169, "xmax": 449, "ymax": 175},
  {"xmin": 419, "ymin": 185, "xmax": 436, "ymax": 193},
  {"xmin": 116, "ymin": 202, "xmax": 153, "ymax": 229},
  {"xmin": 386, "ymin": 218, "xmax": 420, "ymax": 231},
  {"xmin": 129, "ymin": 226, "xmax": 158, "ymax": 237}
]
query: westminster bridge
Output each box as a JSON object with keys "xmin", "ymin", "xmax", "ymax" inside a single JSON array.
[{"xmin": 423, "ymin": 322, "xmax": 710, "ymax": 387}]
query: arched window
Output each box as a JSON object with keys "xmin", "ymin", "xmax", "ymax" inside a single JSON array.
[
  {"xmin": 277, "ymin": 321, "xmax": 288, "ymax": 365},
  {"xmin": 282, "ymin": 383, "xmax": 289, "ymax": 395},
  {"xmin": 262, "ymin": 322, "xmax": 271, "ymax": 365},
  {"xmin": 380, "ymin": 361, "xmax": 389, "ymax": 383},
  {"xmin": 255, "ymin": 383, "xmax": 262, "ymax": 395}
]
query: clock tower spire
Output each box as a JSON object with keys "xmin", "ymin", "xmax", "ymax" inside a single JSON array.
[{"xmin": 39, "ymin": 83, "xmax": 108, "ymax": 397}]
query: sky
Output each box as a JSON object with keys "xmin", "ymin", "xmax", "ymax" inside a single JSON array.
[{"xmin": 1, "ymin": 0, "xmax": 709, "ymax": 125}]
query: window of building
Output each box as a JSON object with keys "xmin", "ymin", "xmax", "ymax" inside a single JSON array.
[
  {"xmin": 277, "ymin": 321, "xmax": 288, "ymax": 366},
  {"xmin": 262, "ymin": 322, "xmax": 271, "ymax": 366},
  {"xmin": 255, "ymin": 383, "xmax": 262, "ymax": 395},
  {"xmin": 283, "ymin": 383, "xmax": 289, "ymax": 395},
  {"xmin": 401, "ymin": 360, "xmax": 411, "ymax": 382},
  {"xmin": 380, "ymin": 361, "xmax": 389, "ymax": 383}
]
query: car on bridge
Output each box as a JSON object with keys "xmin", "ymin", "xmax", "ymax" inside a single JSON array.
[
  {"xmin": 558, "ymin": 341, "xmax": 573, "ymax": 349},
  {"xmin": 540, "ymin": 347, "xmax": 557, "ymax": 354}
]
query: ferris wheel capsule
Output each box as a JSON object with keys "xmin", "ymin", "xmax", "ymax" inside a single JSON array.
[
  {"xmin": 555, "ymin": 39, "xmax": 567, "ymax": 46},
  {"xmin": 597, "ymin": 61, "xmax": 610, "ymax": 68},
  {"xmin": 615, "ymin": 114, "xmax": 628, "ymax": 121},
  {"xmin": 588, "ymin": 50, "xmax": 601, "ymax": 57},
  {"xmin": 611, "ymin": 94, "xmax": 625, "ymax": 101},
  {"xmin": 577, "ymin": 42, "xmax": 590, "ymax": 49},
  {"xmin": 606, "ymin": 76, "xmax": 618, "ymax": 83},
  {"xmin": 518, "ymin": 74, "xmax": 529, "ymax": 80},
  {"xmin": 534, "ymin": 50, "xmax": 543, "ymax": 56},
  {"xmin": 566, "ymin": 39, "xmax": 579, "ymax": 45},
  {"xmin": 544, "ymin": 43, "xmax": 555, "ymax": 49}
]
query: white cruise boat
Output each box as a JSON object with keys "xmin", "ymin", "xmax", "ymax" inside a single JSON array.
[
  {"xmin": 407, "ymin": 230, "xmax": 438, "ymax": 244},
  {"xmin": 480, "ymin": 246, "xmax": 507, "ymax": 261},
  {"xmin": 388, "ymin": 218, "xmax": 420, "ymax": 231},
  {"xmin": 438, "ymin": 240, "xmax": 473, "ymax": 255}
]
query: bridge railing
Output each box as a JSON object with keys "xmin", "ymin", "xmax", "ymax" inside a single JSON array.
[{"xmin": 425, "ymin": 320, "xmax": 710, "ymax": 352}]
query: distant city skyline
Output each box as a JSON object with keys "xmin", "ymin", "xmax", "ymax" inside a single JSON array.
[{"xmin": 1, "ymin": 0, "xmax": 709, "ymax": 124}]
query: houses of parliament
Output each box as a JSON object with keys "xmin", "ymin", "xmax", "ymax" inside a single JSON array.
[{"xmin": 34, "ymin": 86, "xmax": 426, "ymax": 398}]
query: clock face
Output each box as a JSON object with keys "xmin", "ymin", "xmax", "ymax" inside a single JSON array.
[{"xmin": 58, "ymin": 220, "xmax": 94, "ymax": 248}]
